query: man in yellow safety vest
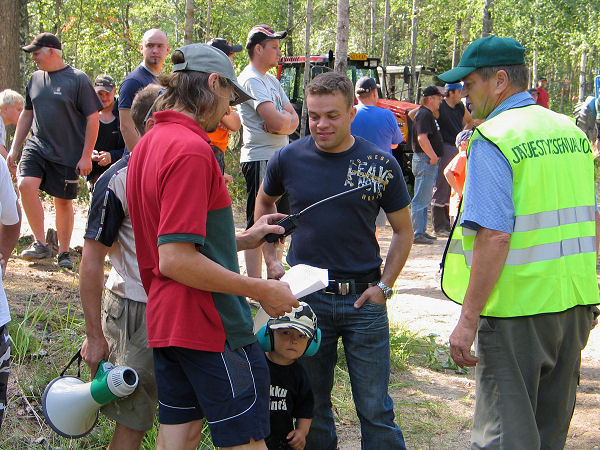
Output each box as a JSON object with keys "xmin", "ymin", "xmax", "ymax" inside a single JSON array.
[{"xmin": 440, "ymin": 35, "xmax": 599, "ymax": 449}]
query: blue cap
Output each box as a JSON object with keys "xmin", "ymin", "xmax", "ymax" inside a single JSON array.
[{"xmin": 445, "ymin": 82, "xmax": 462, "ymax": 91}]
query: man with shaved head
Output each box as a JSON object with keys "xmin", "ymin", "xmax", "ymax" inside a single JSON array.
[{"xmin": 118, "ymin": 28, "xmax": 170, "ymax": 151}]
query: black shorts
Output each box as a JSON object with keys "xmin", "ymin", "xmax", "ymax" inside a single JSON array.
[
  {"xmin": 153, "ymin": 342, "xmax": 270, "ymax": 447},
  {"xmin": 18, "ymin": 149, "xmax": 79, "ymax": 199},
  {"xmin": 241, "ymin": 160, "xmax": 289, "ymax": 229}
]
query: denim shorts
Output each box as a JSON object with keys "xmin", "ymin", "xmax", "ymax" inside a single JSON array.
[{"xmin": 153, "ymin": 342, "xmax": 270, "ymax": 447}]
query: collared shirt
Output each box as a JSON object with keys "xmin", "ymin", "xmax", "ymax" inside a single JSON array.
[{"xmin": 461, "ymin": 92, "xmax": 535, "ymax": 232}]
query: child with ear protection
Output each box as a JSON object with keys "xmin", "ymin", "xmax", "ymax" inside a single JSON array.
[{"xmin": 256, "ymin": 302, "xmax": 321, "ymax": 450}]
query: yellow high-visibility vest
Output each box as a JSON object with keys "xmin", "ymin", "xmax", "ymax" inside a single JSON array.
[{"xmin": 441, "ymin": 104, "xmax": 599, "ymax": 317}]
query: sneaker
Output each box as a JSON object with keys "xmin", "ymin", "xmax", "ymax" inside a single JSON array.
[
  {"xmin": 21, "ymin": 240, "xmax": 51, "ymax": 260},
  {"xmin": 423, "ymin": 232, "xmax": 437, "ymax": 240},
  {"xmin": 414, "ymin": 234, "xmax": 434, "ymax": 244},
  {"xmin": 57, "ymin": 252, "xmax": 73, "ymax": 270}
]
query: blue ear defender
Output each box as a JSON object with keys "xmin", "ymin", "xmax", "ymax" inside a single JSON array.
[
  {"xmin": 257, "ymin": 323, "xmax": 273, "ymax": 352},
  {"xmin": 303, "ymin": 327, "xmax": 321, "ymax": 357},
  {"xmin": 257, "ymin": 324, "xmax": 321, "ymax": 356}
]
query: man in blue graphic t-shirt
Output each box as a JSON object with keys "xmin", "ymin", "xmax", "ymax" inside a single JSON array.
[{"xmin": 255, "ymin": 72, "xmax": 413, "ymax": 450}]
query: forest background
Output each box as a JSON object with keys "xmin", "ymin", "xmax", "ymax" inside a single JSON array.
[
  {"xmin": 0, "ymin": 0, "xmax": 599, "ymax": 113},
  {"xmin": 0, "ymin": 1, "xmax": 599, "ymax": 448}
]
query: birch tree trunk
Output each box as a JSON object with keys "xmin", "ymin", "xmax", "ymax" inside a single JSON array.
[
  {"xmin": 381, "ymin": 0, "xmax": 391, "ymax": 96},
  {"xmin": 300, "ymin": 0, "xmax": 313, "ymax": 138},
  {"xmin": 54, "ymin": 0, "xmax": 63, "ymax": 40},
  {"xmin": 370, "ymin": 0, "xmax": 376, "ymax": 53},
  {"xmin": 409, "ymin": 0, "xmax": 418, "ymax": 102},
  {"xmin": 451, "ymin": 18, "xmax": 461, "ymax": 68},
  {"xmin": 482, "ymin": 0, "xmax": 493, "ymax": 37},
  {"xmin": 334, "ymin": 0, "xmax": 349, "ymax": 73},
  {"xmin": 205, "ymin": 0, "xmax": 212, "ymax": 41},
  {"xmin": 184, "ymin": 0, "xmax": 194, "ymax": 45},
  {"xmin": 579, "ymin": 48, "xmax": 587, "ymax": 102},
  {"xmin": 286, "ymin": 0, "xmax": 294, "ymax": 56},
  {"xmin": 532, "ymin": 45, "xmax": 538, "ymax": 88}
]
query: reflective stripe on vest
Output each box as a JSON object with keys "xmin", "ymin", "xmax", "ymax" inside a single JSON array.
[{"xmin": 441, "ymin": 104, "xmax": 599, "ymax": 317}]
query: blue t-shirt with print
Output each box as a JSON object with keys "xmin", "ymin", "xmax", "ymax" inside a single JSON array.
[
  {"xmin": 118, "ymin": 65, "xmax": 156, "ymax": 110},
  {"xmin": 263, "ymin": 135, "xmax": 411, "ymax": 275}
]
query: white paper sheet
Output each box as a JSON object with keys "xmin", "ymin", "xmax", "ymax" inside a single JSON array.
[
  {"xmin": 252, "ymin": 264, "xmax": 329, "ymax": 333},
  {"xmin": 281, "ymin": 264, "xmax": 329, "ymax": 298}
]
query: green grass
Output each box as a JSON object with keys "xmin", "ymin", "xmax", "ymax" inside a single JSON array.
[{"xmin": 5, "ymin": 297, "xmax": 469, "ymax": 448}]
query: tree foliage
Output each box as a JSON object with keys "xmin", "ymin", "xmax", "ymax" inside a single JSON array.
[{"xmin": 9, "ymin": 0, "xmax": 600, "ymax": 110}]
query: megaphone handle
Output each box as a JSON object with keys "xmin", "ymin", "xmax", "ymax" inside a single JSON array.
[{"xmin": 60, "ymin": 349, "xmax": 83, "ymax": 378}]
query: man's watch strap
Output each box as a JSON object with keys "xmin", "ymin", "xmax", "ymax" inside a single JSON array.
[{"xmin": 376, "ymin": 281, "xmax": 394, "ymax": 299}]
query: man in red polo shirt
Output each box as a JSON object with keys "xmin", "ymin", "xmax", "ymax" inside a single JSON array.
[{"xmin": 126, "ymin": 44, "xmax": 298, "ymax": 449}]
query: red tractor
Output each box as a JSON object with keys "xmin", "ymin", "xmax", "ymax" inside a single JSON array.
[{"xmin": 277, "ymin": 51, "xmax": 419, "ymax": 190}]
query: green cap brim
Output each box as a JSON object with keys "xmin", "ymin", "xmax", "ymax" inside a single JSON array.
[{"xmin": 438, "ymin": 66, "xmax": 477, "ymax": 83}]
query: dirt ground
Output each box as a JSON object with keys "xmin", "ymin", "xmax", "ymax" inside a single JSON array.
[{"xmin": 5, "ymin": 202, "xmax": 600, "ymax": 449}]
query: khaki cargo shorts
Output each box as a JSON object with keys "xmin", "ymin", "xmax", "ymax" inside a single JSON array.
[{"xmin": 101, "ymin": 290, "xmax": 157, "ymax": 431}]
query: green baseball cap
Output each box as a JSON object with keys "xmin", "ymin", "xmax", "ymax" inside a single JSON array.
[
  {"xmin": 439, "ymin": 35, "xmax": 525, "ymax": 83},
  {"xmin": 172, "ymin": 43, "xmax": 253, "ymax": 105}
]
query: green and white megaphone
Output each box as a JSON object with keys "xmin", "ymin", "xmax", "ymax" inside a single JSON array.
[{"xmin": 42, "ymin": 351, "xmax": 138, "ymax": 438}]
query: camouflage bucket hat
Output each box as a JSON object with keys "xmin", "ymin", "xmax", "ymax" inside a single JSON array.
[{"xmin": 267, "ymin": 302, "xmax": 318, "ymax": 339}]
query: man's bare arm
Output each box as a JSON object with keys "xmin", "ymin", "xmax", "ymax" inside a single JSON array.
[
  {"xmin": 449, "ymin": 227, "xmax": 510, "ymax": 367},
  {"xmin": 354, "ymin": 207, "xmax": 413, "ymax": 308},
  {"xmin": 7, "ymin": 109, "xmax": 34, "ymax": 170},
  {"xmin": 257, "ymin": 102, "xmax": 299, "ymax": 135},
  {"xmin": 79, "ymin": 239, "xmax": 111, "ymax": 377},
  {"xmin": 417, "ymin": 133, "xmax": 439, "ymax": 164},
  {"xmin": 220, "ymin": 109, "xmax": 241, "ymax": 132},
  {"xmin": 444, "ymin": 166, "xmax": 462, "ymax": 196},
  {"xmin": 159, "ymin": 241, "xmax": 298, "ymax": 317},
  {"xmin": 235, "ymin": 212, "xmax": 287, "ymax": 251},
  {"xmin": 76, "ymin": 111, "xmax": 100, "ymax": 177},
  {"xmin": 254, "ymin": 186, "xmax": 285, "ymax": 279},
  {"xmin": 119, "ymin": 109, "xmax": 140, "ymax": 151},
  {"xmin": 0, "ymin": 200, "xmax": 21, "ymax": 276}
]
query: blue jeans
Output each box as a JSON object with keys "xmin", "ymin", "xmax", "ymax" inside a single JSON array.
[
  {"xmin": 300, "ymin": 291, "xmax": 406, "ymax": 450},
  {"xmin": 411, "ymin": 152, "xmax": 439, "ymax": 236}
]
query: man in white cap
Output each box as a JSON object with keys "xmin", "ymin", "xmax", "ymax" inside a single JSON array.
[{"xmin": 238, "ymin": 25, "xmax": 298, "ymax": 279}]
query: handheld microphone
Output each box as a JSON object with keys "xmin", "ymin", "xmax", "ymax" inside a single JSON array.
[{"xmin": 264, "ymin": 183, "xmax": 374, "ymax": 243}]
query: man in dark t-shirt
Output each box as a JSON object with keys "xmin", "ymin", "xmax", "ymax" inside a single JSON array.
[
  {"xmin": 411, "ymin": 86, "xmax": 444, "ymax": 244},
  {"xmin": 118, "ymin": 29, "xmax": 169, "ymax": 152},
  {"xmin": 432, "ymin": 83, "xmax": 472, "ymax": 235},
  {"xmin": 8, "ymin": 33, "xmax": 103, "ymax": 269},
  {"xmin": 255, "ymin": 72, "xmax": 412, "ymax": 449}
]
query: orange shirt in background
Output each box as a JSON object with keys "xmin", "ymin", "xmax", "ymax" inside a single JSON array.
[
  {"xmin": 207, "ymin": 107, "xmax": 233, "ymax": 152},
  {"xmin": 447, "ymin": 149, "xmax": 467, "ymax": 219}
]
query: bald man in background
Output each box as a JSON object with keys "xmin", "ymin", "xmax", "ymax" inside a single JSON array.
[{"xmin": 118, "ymin": 29, "xmax": 170, "ymax": 151}]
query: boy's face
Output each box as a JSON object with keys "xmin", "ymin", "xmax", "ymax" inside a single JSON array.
[{"xmin": 270, "ymin": 328, "xmax": 309, "ymax": 365}]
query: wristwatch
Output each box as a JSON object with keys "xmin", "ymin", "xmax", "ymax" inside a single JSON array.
[{"xmin": 376, "ymin": 281, "xmax": 394, "ymax": 299}]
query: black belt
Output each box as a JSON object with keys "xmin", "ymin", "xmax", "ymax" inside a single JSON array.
[{"xmin": 322, "ymin": 279, "xmax": 378, "ymax": 296}]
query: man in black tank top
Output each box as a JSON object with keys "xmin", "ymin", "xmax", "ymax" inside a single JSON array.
[{"xmin": 432, "ymin": 83, "xmax": 472, "ymax": 235}]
